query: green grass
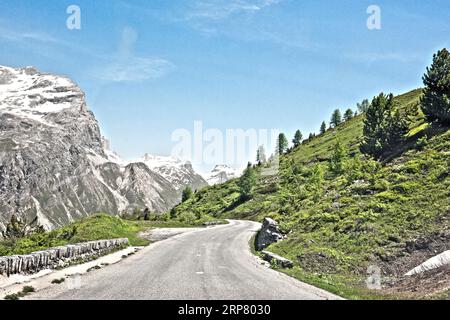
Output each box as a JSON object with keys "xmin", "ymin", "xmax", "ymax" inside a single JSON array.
[
  {"xmin": 0, "ymin": 214, "xmax": 150, "ymax": 256},
  {"xmin": 0, "ymin": 212, "xmax": 226, "ymax": 257},
  {"xmin": 172, "ymin": 88, "xmax": 450, "ymax": 300}
]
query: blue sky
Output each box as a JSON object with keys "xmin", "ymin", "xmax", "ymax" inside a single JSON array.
[{"xmin": 1, "ymin": 0, "xmax": 449, "ymax": 173}]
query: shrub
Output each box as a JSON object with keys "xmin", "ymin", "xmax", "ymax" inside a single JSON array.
[{"xmin": 51, "ymin": 278, "xmax": 65, "ymax": 284}]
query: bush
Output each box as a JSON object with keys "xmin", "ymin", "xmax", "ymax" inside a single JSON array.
[
  {"xmin": 415, "ymin": 135, "xmax": 429, "ymax": 151},
  {"xmin": 178, "ymin": 212, "xmax": 197, "ymax": 225},
  {"xmin": 51, "ymin": 278, "xmax": 66, "ymax": 284}
]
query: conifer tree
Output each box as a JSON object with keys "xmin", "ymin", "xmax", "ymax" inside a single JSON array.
[
  {"xmin": 256, "ymin": 145, "xmax": 267, "ymax": 164},
  {"xmin": 292, "ymin": 130, "xmax": 303, "ymax": 148},
  {"xmin": 421, "ymin": 48, "xmax": 450, "ymax": 124},
  {"xmin": 360, "ymin": 93, "xmax": 408, "ymax": 159},
  {"xmin": 276, "ymin": 133, "xmax": 289, "ymax": 155},
  {"xmin": 329, "ymin": 140, "xmax": 348, "ymax": 174},
  {"xmin": 330, "ymin": 109, "xmax": 342, "ymax": 128},
  {"xmin": 182, "ymin": 187, "xmax": 193, "ymax": 202},
  {"xmin": 357, "ymin": 99, "xmax": 370, "ymax": 113},
  {"xmin": 320, "ymin": 121, "xmax": 327, "ymax": 134},
  {"xmin": 238, "ymin": 165, "xmax": 257, "ymax": 199},
  {"xmin": 344, "ymin": 108, "xmax": 354, "ymax": 121}
]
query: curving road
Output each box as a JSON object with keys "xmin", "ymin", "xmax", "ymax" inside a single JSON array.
[{"xmin": 29, "ymin": 220, "xmax": 341, "ymax": 300}]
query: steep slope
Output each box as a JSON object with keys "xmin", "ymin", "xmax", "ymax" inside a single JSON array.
[
  {"xmin": 0, "ymin": 66, "xmax": 119, "ymax": 231},
  {"xmin": 0, "ymin": 66, "xmax": 204, "ymax": 232},
  {"xmin": 172, "ymin": 89, "xmax": 450, "ymax": 298}
]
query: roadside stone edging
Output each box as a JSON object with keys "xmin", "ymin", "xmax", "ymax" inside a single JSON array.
[
  {"xmin": 262, "ymin": 251, "xmax": 294, "ymax": 269},
  {"xmin": 0, "ymin": 238, "xmax": 129, "ymax": 277}
]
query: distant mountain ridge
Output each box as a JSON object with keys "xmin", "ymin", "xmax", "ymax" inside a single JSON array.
[
  {"xmin": 202, "ymin": 165, "xmax": 242, "ymax": 185},
  {"xmin": 0, "ymin": 65, "xmax": 207, "ymax": 232}
]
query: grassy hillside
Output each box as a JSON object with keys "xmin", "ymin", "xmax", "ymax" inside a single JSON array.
[
  {"xmin": 173, "ymin": 88, "xmax": 450, "ymax": 299},
  {"xmin": 0, "ymin": 213, "xmax": 211, "ymax": 256}
]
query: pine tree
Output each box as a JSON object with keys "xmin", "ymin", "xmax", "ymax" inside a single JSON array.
[
  {"xmin": 256, "ymin": 145, "xmax": 267, "ymax": 164},
  {"xmin": 320, "ymin": 121, "xmax": 327, "ymax": 134},
  {"xmin": 421, "ymin": 48, "xmax": 450, "ymax": 124},
  {"xmin": 386, "ymin": 110, "xmax": 409, "ymax": 147},
  {"xmin": 182, "ymin": 187, "xmax": 193, "ymax": 202},
  {"xmin": 276, "ymin": 133, "xmax": 289, "ymax": 155},
  {"xmin": 330, "ymin": 109, "xmax": 342, "ymax": 128},
  {"xmin": 344, "ymin": 108, "xmax": 354, "ymax": 121},
  {"xmin": 292, "ymin": 130, "xmax": 303, "ymax": 148},
  {"xmin": 237, "ymin": 165, "xmax": 257, "ymax": 199},
  {"xmin": 360, "ymin": 93, "xmax": 408, "ymax": 159},
  {"xmin": 357, "ymin": 99, "xmax": 370, "ymax": 113},
  {"xmin": 329, "ymin": 140, "xmax": 348, "ymax": 174}
]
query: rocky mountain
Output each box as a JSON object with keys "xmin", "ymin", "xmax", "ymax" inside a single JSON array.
[
  {"xmin": 0, "ymin": 66, "xmax": 205, "ymax": 233},
  {"xmin": 136, "ymin": 154, "xmax": 207, "ymax": 192},
  {"xmin": 203, "ymin": 165, "xmax": 242, "ymax": 185}
]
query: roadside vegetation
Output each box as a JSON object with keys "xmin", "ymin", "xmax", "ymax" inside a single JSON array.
[
  {"xmin": 171, "ymin": 49, "xmax": 450, "ymax": 299},
  {"xmin": 0, "ymin": 214, "xmax": 150, "ymax": 256},
  {"xmin": 4, "ymin": 286, "xmax": 35, "ymax": 300},
  {"xmin": 0, "ymin": 210, "xmax": 226, "ymax": 257}
]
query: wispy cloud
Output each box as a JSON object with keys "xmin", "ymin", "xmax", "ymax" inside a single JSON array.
[
  {"xmin": 344, "ymin": 51, "xmax": 422, "ymax": 64},
  {"xmin": 117, "ymin": 0, "xmax": 306, "ymax": 48},
  {"xmin": 0, "ymin": 23, "xmax": 175, "ymax": 83},
  {"xmin": 185, "ymin": 0, "xmax": 283, "ymax": 21},
  {"xmin": 92, "ymin": 26, "xmax": 175, "ymax": 83},
  {"xmin": 0, "ymin": 25, "xmax": 63, "ymax": 45},
  {"xmin": 95, "ymin": 56, "xmax": 175, "ymax": 83}
]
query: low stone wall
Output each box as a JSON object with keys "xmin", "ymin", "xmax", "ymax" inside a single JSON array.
[{"xmin": 0, "ymin": 238, "xmax": 129, "ymax": 277}]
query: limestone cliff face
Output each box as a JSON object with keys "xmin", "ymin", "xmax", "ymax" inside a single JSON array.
[{"xmin": 0, "ymin": 66, "xmax": 205, "ymax": 232}]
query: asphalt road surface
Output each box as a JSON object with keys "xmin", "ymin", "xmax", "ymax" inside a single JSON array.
[{"xmin": 29, "ymin": 220, "xmax": 342, "ymax": 300}]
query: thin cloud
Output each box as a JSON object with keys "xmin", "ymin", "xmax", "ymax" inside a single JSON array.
[
  {"xmin": 345, "ymin": 51, "xmax": 422, "ymax": 64},
  {"xmin": 0, "ymin": 23, "xmax": 175, "ymax": 83},
  {"xmin": 93, "ymin": 26, "xmax": 175, "ymax": 83},
  {"xmin": 0, "ymin": 25, "xmax": 62, "ymax": 45},
  {"xmin": 117, "ymin": 1, "xmax": 312, "ymax": 50},
  {"xmin": 95, "ymin": 56, "xmax": 175, "ymax": 83},
  {"xmin": 185, "ymin": 0, "xmax": 282, "ymax": 21}
]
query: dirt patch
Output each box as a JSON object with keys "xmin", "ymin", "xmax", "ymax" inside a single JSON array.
[
  {"xmin": 384, "ymin": 265, "xmax": 450, "ymax": 299},
  {"xmin": 297, "ymin": 252, "xmax": 340, "ymax": 274},
  {"xmin": 380, "ymin": 230, "xmax": 450, "ymax": 277},
  {"xmin": 375, "ymin": 228, "xmax": 450, "ymax": 299}
]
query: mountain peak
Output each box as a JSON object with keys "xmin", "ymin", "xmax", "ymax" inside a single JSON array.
[{"xmin": 0, "ymin": 65, "xmax": 85, "ymax": 125}]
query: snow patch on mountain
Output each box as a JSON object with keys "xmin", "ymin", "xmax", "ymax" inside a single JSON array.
[
  {"xmin": 136, "ymin": 154, "xmax": 207, "ymax": 191},
  {"xmin": 0, "ymin": 66, "xmax": 84, "ymax": 126},
  {"xmin": 203, "ymin": 165, "xmax": 242, "ymax": 185}
]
